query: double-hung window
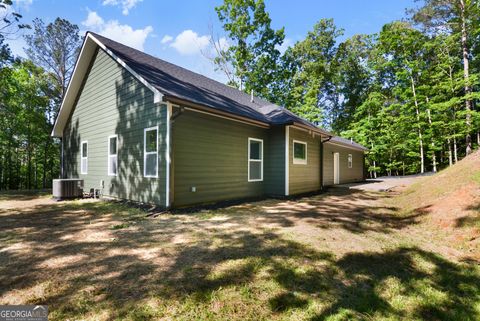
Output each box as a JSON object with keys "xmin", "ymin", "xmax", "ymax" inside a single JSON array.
[
  {"xmin": 144, "ymin": 126, "xmax": 158, "ymax": 177},
  {"xmin": 248, "ymin": 138, "xmax": 263, "ymax": 182},
  {"xmin": 293, "ymin": 140, "xmax": 307, "ymax": 165},
  {"xmin": 348, "ymin": 154, "xmax": 353, "ymax": 169},
  {"xmin": 81, "ymin": 141, "xmax": 88, "ymax": 174},
  {"xmin": 108, "ymin": 135, "xmax": 118, "ymax": 176}
]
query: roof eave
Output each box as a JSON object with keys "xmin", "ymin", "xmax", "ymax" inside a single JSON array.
[
  {"xmin": 290, "ymin": 122, "xmax": 332, "ymax": 138},
  {"xmin": 325, "ymin": 140, "xmax": 369, "ymax": 152}
]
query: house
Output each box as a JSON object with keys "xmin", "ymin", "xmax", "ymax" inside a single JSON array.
[{"xmin": 51, "ymin": 32, "xmax": 367, "ymax": 208}]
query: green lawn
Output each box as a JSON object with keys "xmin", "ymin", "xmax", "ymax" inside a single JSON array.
[{"xmin": 0, "ymin": 189, "xmax": 479, "ymax": 320}]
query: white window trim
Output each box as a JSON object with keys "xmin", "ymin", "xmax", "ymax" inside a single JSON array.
[
  {"xmin": 108, "ymin": 134, "xmax": 118, "ymax": 176},
  {"xmin": 348, "ymin": 153, "xmax": 353, "ymax": 169},
  {"xmin": 144, "ymin": 126, "xmax": 159, "ymax": 178},
  {"xmin": 292, "ymin": 140, "xmax": 307, "ymax": 165},
  {"xmin": 248, "ymin": 137, "xmax": 263, "ymax": 182},
  {"xmin": 81, "ymin": 140, "xmax": 88, "ymax": 174}
]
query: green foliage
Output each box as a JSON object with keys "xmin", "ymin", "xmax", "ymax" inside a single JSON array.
[
  {"xmin": 215, "ymin": 0, "xmax": 285, "ymax": 101},
  {"xmin": 25, "ymin": 17, "xmax": 82, "ymax": 117},
  {"xmin": 280, "ymin": 18, "xmax": 344, "ymax": 125},
  {"xmin": 213, "ymin": 0, "xmax": 480, "ymax": 177},
  {"xmin": 0, "ymin": 15, "xmax": 81, "ymax": 190}
]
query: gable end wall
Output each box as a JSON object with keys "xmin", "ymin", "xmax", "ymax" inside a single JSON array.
[{"xmin": 63, "ymin": 48, "xmax": 168, "ymax": 206}]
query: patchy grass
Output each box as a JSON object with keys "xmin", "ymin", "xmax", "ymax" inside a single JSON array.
[
  {"xmin": 0, "ymin": 189, "xmax": 479, "ymax": 320},
  {"xmin": 388, "ymin": 150, "xmax": 480, "ymax": 261},
  {"xmin": 0, "ymin": 189, "xmax": 51, "ymax": 201}
]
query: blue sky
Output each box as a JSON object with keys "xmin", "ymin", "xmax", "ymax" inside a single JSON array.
[{"xmin": 7, "ymin": 0, "xmax": 417, "ymax": 82}]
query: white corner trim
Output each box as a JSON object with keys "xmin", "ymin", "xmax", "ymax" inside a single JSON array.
[
  {"xmin": 88, "ymin": 33, "xmax": 164, "ymax": 104},
  {"xmin": 285, "ymin": 126, "xmax": 289, "ymax": 196},
  {"xmin": 166, "ymin": 102, "xmax": 172, "ymax": 208},
  {"xmin": 292, "ymin": 140, "xmax": 308, "ymax": 165},
  {"xmin": 247, "ymin": 137, "xmax": 264, "ymax": 182}
]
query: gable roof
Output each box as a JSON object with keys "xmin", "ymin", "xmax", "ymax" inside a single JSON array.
[
  {"xmin": 94, "ymin": 32, "xmax": 328, "ymax": 131},
  {"xmin": 52, "ymin": 32, "xmax": 366, "ymax": 152}
]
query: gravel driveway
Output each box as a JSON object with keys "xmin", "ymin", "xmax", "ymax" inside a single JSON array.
[{"xmin": 334, "ymin": 174, "xmax": 432, "ymax": 192}]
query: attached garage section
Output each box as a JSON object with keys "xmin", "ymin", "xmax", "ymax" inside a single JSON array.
[{"xmin": 323, "ymin": 141, "xmax": 365, "ymax": 186}]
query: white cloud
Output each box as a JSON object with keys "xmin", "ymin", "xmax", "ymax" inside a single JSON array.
[
  {"xmin": 83, "ymin": 11, "xmax": 104, "ymax": 28},
  {"xmin": 170, "ymin": 30, "xmax": 210, "ymax": 56},
  {"xmin": 217, "ymin": 37, "xmax": 229, "ymax": 52},
  {"xmin": 102, "ymin": 0, "xmax": 142, "ymax": 15},
  {"xmin": 161, "ymin": 35, "xmax": 173, "ymax": 44},
  {"xmin": 82, "ymin": 11, "xmax": 152, "ymax": 51}
]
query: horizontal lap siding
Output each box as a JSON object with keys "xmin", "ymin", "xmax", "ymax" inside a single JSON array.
[
  {"xmin": 288, "ymin": 128, "xmax": 321, "ymax": 194},
  {"xmin": 63, "ymin": 48, "xmax": 167, "ymax": 206},
  {"xmin": 172, "ymin": 110, "xmax": 269, "ymax": 207},
  {"xmin": 265, "ymin": 127, "xmax": 286, "ymax": 196},
  {"xmin": 322, "ymin": 143, "xmax": 364, "ymax": 185}
]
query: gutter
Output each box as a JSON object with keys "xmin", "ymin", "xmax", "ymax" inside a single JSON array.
[
  {"xmin": 321, "ymin": 136, "xmax": 333, "ymax": 143},
  {"xmin": 324, "ymin": 140, "xmax": 368, "ymax": 152}
]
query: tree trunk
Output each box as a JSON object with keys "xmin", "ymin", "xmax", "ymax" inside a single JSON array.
[
  {"xmin": 43, "ymin": 140, "xmax": 48, "ymax": 188},
  {"xmin": 410, "ymin": 76, "xmax": 424, "ymax": 173},
  {"xmin": 371, "ymin": 141, "xmax": 377, "ymax": 179},
  {"xmin": 427, "ymin": 108, "xmax": 437, "ymax": 173},
  {"xmin": 453, "ymin": 136, "xmax": 458, "ymax": 163},
  {"xmin": 460, "ymin": 0, "xmax": 473, "ymax": 155},
  {"xmin": 447, "ymin": 138, "xmax": 453, "ymax": 166}
]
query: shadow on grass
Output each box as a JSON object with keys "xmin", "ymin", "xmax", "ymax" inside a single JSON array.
[
  {"xmin": 456, "ymin": 202, "xmax": 480, "ymax": 228},
  {"xmin": 0, "ymin": 193, "xmax": 478, "ymax": 320},
  {"xmin": 0, "ymin": 189, "xmax": 51, "ymax": 201},
  {"xmin": 172, "ymin": 188, "xmax": 424, "ymax": 235}
]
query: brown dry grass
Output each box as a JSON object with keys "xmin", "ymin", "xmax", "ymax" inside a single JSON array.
[
  {"xmin": 390, "ymin": 151, "xmax": 480, "ymax": 261},
  {"xmin": 1, "ymin": 186, "xmax": 479, "ymax": 320}
]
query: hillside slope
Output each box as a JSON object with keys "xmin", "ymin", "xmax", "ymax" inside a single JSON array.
[{"xmin": 393, "ymin": 151, "xmax": 480, "ymax": 261}]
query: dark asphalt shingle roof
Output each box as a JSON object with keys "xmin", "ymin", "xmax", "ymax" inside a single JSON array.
[
  {"xmin": 328, "ymin": 136, "xmax": 368, "ymax": 151},
  {"xmin": 90, "ymin": 32, "xmax": 327, "ymax": 133}
]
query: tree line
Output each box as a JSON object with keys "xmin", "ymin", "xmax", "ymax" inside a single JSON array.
[
  {"xmin": 1, "ymin": 0, "xmax": 479, "ymax": 190},
  {"xmin": 213, "ymin": 0, "xmax": 480, "ymax": 177},
  {"xmin": 0, "ymin": 0, "xmax": 81, "ymax": 190}
]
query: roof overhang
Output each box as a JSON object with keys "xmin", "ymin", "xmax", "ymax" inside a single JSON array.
[
  {"xmin": 164, "ymin": 95, "xmax": 271, "ymax": 128},
  {"xmin": 324, "ymin": 140, "xmax": 368, "ymax": 152},
  {"xmin": 290, "ymin": 122, "xmax": 332, "ymax": 139},
  {"xmin": 51, "ymin": 32, "xmax": 164, "ymax": 138}
]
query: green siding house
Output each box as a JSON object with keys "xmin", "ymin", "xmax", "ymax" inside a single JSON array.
[{"xmin": 52, "ymin": 32, "xmax": 367, "ymax": 208}]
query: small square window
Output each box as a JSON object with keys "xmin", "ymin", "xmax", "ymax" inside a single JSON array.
[{"xmin": 293, "ymin": 140, "xmax": 307, "ymax": 164}]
